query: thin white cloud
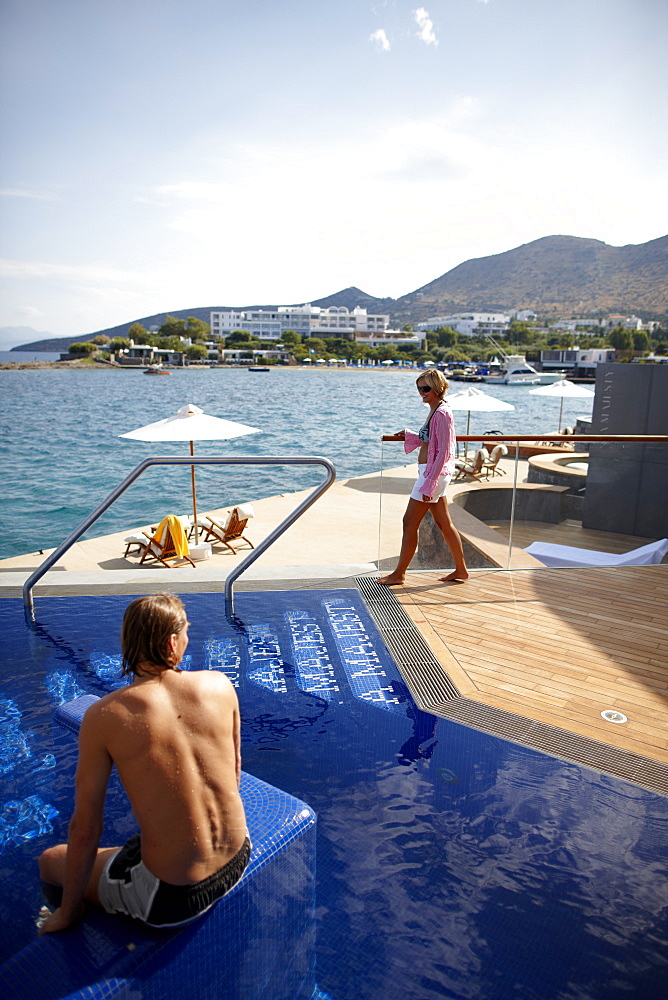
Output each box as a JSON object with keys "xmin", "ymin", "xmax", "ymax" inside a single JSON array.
[
  {"xmin": 370, "ymin": 28, "xmax": 391, "ymax": 51},
  {"xmin": 0, "ymin": 188, "xmax": 56, "ymax": 201},
  {"xmin": 413, "ymin": 8, "xmax": 438, "ymax": 46},
  {"xmin": 0, "ymin": 258, "xmax": 142, "ymax": 284}
]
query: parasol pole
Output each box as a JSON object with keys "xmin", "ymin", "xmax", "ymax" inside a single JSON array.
[
  {"xmin": 189, "ymin": 440, "xmax": 199, "ymax": 543},
  {"xmin": 558, "ymin": 397, "xmax": 564, "ymax": 433}
]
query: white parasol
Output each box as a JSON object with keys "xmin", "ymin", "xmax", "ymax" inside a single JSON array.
[
  {"xmin": 529, "ymin": 379, "xmax": 595, "ymax": 431},
  {"xmin": 120, "ymin": 403, "xmax": 260, "ymax": 542},
  {"xmin": 447, "ymin": 387, "xmax": 515, "ymax": 457}
]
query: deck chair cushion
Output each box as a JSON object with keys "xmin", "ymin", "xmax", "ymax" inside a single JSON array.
[
  {"xmin": 524, "ymin": 538, "xmax": 668, "ymax": 567},
  {"xmin": 235, "ymin": 503, "xmax": 255, "ymax": 519}
]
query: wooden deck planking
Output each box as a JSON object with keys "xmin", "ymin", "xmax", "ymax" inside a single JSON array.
[{"xmin": 396, "ymin": 565, "xmax": 668, "ymax": 767}]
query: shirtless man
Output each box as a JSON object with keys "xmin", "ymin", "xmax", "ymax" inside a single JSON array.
[{"xmin": 38, "ymin": 593, "xmax": 249, "ymax": 933}]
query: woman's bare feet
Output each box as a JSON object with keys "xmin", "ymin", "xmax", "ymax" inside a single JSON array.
[
  {"xmin": 377, "ymin": 573, "xmax": 405, "ymax": 586},
  {"xmin": 438, "ymin": 569, "xmax": 469, "ymax": 583}
]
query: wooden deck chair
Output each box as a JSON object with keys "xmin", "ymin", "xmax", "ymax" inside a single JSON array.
[
  {"xmin": 124, "ymin": 515, "xmax": 193, "ymax": 558},
  {"xmin": 453, "ymin": 448, "xmax": 488, "ymax": 482},
  {"xmin": 200, "ymin": 504, "xmax": 255, "ymax": 554},
  {"xmin": 481, "ymin": 444, "xmax": 508, "ymax": 479},
  {"xmin": 137, "ymin": 515, "xmax": 195, "ymax": 568}
]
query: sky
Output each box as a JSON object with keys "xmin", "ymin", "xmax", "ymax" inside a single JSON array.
[{"xmin": 1, "ymin": 0, "xmax": 666, "ymax": 345}]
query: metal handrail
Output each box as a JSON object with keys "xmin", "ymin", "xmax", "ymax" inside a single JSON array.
[
  {"xmin": 383, "ymin": 434, "xmax": 668, "ymax": 443},
  {"xmin": 23, "ymin": 455, "xmax": 336, "ymax": 617}
]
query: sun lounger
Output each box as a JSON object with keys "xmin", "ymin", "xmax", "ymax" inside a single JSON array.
[
  {"xmin": 199, "ymin": 503, "xmax": 255, "ymax": 554},
  {"xmin": 481, "ymin": 444, "xmax": 508, "ymax": 478},
  {"xmin": 124, "ymin": 515, "xmax": 193, "ymax": 557},
  {"xmin": 124, "ymin": 515, "xmax": 195, "ymax": 567},
  {"xmin": 454, "ymin": 448, "xmax": 489, "ymax": 482},
  {"xmin": 524, "ymin": 538, "xmax": 668, "ymax": 567}
]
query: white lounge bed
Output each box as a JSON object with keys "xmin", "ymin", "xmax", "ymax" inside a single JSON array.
[{"xmin": 524, "ymin": 538, "xmax": 668, "ymax": 568}]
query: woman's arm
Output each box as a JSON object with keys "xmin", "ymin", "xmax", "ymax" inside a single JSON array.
[
  {"xmin": 403, "ymin": 430, "xmax": 421, "ymax": 454},
  {"xmin": 421, "ymin": 408, "xmax": 455, "ymax": 496}
]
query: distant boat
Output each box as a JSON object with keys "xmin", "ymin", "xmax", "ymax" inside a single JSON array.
[
  {"xmin": 248, "ymin": 366, "xmax": 270, "ymax": 372},
  {"xmin": 483, "ymin": 336, "xmax": 567, "ymax": 385},
  {"xmin": 482, "ymin": 355, "xmax": 567, "ymax": 385},
  {"xmin": 144, "ymin": 364, "xmax": 170, "ymax": 375}
]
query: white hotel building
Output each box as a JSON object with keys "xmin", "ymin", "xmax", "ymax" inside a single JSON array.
[
  {"xmin": 417, "ymin": 313, "xmax": 511, "ymax": 337},
  {"xmin": 210, "ymin": 304, "xmax": 391, "ymax": 341}
]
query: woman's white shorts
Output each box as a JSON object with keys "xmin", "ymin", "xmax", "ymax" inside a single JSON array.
[{"xmin": 410, "ymin": 465, "xmax": 451, "ymax": 503}]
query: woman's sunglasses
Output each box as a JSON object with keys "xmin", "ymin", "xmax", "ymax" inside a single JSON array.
[{"xmin": 417, "ymin": 385, "xmax": 431, "ymax": 394}]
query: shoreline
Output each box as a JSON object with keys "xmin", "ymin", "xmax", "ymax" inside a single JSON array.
[{"xmin": 0, "ymin": 361, "xmax": 418, "ymax": 371}]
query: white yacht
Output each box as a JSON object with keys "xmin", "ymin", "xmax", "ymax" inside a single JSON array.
[{"xmin": 482, "ymin": 339, "xmax": 568, "ymax": 385}]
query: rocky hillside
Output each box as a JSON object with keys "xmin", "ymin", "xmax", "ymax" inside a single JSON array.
[
  {"xmin": 389, "ymin": 235, "xmax": 668, "ymax": 325},
  {"xmin": 12, "ymin": 233, "xmax": 667, "ymax": 350}
]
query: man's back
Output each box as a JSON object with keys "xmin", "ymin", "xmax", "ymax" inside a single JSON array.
[{"xmin": 88, "ymin": 668, "xmax": 246, "ymax": 884}]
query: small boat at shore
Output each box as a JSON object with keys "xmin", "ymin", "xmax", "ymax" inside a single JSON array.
[
  {"xmin": 144, "ymin": 364, "xmax": 170, "ymax": 375},
  {"xmin": 248, "ymin": 366, "xmax": 270, "ymax": 372}
]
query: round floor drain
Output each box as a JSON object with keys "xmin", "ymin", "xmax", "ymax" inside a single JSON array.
[{"xmin": 601, "ymin": 710, "xmax": 628, "ymax": 724}]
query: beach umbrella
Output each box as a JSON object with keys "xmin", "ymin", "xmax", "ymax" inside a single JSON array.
[
  {"xmin": 381, "ymin": 359, "xmax": 394, "ymax": 365},
  {"xmin": 120, "ymin": 403, "xmax": 260, "ymax": 543},
  {"xmin": 447, "ymin": 387, "xmax": 515, "ymax": 457},
  {"xmin": 529, "ymin": 379, "xmax": 595, "ymax": 431}
]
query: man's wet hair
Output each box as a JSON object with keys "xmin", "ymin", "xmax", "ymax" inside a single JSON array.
[{"xmin": 121, "ymin": 593, "xmax": 187, "ymax": 676}]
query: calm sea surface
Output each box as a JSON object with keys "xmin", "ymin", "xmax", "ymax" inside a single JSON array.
[
  {"xmin": 0, "ymin": 351, "xmax": 61, "ymax": 363},
  {"xmin": 0, "ymin": 367, "xmax": 593, "ymax": 559}
]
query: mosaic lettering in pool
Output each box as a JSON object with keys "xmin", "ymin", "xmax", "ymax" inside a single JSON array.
[{"xmin": 1, "ymin": 591, "xmax": 666, "ymax": 1000}]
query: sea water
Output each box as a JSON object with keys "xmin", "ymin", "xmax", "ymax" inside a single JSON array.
[{"xmin": 0, "ymin": 367, "xmax": 593, "ymax": 560}]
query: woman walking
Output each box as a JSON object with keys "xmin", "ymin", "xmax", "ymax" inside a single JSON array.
[{"xmin": 379, "ymin": 369, "xmax": 469, "ymax": 586}]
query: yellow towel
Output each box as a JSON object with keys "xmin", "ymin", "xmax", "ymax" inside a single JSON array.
[{"xmin": 154, "ymin": 515, "xmax": 190, "ymax": 558}]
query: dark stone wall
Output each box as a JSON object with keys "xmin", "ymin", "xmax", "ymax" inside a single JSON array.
[{"xmin": 583, "ymin": 364, "xmax": 668, "ymax": 537}]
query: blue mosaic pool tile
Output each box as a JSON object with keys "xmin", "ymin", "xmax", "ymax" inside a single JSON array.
[
  {"xmin": 323, "ymin": 597, "xmax": 402, "ymax": 712},
  {"xmin": 286, "ymin": 610, "xmax": 342, "ymax": 702},
  {"xmin": 54, "ymin": 693, "xmax": 100, "ymax": 734},
  {"xmin": 45, "ymin": 668, "xmax": 86, "ymax": 706},
  {"xmin": 203, "ymin": 636, "xmax": 242, "ymax": 685},
  {"xmin": 0, "ymin": 794, "xmax": 59, "ymax": 851},
  {"xmin": 0, "ymin": 696, "xmax": 33, "ymax": 775},
  {"xmin": 247, "ymin": 623, "xmax": 288, "ymax": 693},
  {"xmin": 88, "ymin": 651, "xmax": 126, "ymax": 689}
]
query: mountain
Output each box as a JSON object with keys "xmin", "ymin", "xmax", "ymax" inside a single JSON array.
[
  {"xmin": 391, "ymin": 234, "xmax": 668, "ymax": 325},
  {"xmin": 0, "ymin": 325, "xmax": 57, "ymax": 351},
  {"xmin": 10, "ymin": 234, "xmax": 667, "ymax": 350}
]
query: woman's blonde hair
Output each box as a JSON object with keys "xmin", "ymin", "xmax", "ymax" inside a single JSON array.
[
  {"xmin": 416, "ymin": 368, "xmax": 449, "ymax": 398},
  {"xmin": 121, "ymin": 593, "xmax": 187, "ymax": 676}
]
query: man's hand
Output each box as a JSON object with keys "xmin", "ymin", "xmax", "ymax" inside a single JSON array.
[{"xmin": 38, "ymin": 902, "xmax": 85, "ymax": 936}]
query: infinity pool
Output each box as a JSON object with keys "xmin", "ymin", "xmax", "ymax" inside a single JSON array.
[{"xmin": 1, "ymin": 591, "xmax": 666, "ymax": 999}]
